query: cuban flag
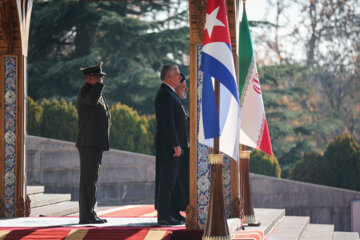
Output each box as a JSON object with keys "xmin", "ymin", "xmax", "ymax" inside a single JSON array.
[{"xmin": 198, "ymin": 0, "xmax": 241, "ymax": 160}]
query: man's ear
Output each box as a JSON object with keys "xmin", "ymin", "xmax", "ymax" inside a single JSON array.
[{"xmin": 85, "ymin": 76, "xmax": 94, "ymax": 84}]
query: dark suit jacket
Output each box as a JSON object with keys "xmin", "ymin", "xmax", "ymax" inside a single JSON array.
[
  {"xmin": 76, "ymin": 82, "xmax": 111, "ymax": 150},
  {"xmin": 154, "ymin": 83, "xmax": 189, "ymax": 210},
  {"xmin": 154, "ymin": 83, "xmax": 188, "ymax": 150}
]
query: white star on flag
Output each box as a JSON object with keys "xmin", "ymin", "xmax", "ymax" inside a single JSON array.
[{"xmin": 204, "ymin": 6, "xmax": 225, "ymax": 38}]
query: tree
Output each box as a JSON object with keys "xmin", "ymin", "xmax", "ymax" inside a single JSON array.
[
  {"xmin": 27, "ymin": 97, "xmax": 43, "ymax": 137},
  {"xmin": 249, "ymin": 0, "xmax": 360, "ymax": 175},
  {"xmin": 109, "ymin": 103, "xmax": 154, "ymax": 155},
  {"xmin": 289, "ymin": 134, "xmax": 360, "ymax": 191},
  {"xmin": 28, "ymin": 0, "xmax": 189, "ymax": 114},
  {"xmin": 289, "ymin": 151, "xmax": 336, "ymax": 186},
  {"xmin": 324, "ymin": 134, "xmax": 360, "ymax": 190},
  {"xmin": 250, "ymin": 150, "xmax": 281, "ymax": 178},
  {"xmin": 40, "ymin": 98, "xmax": 78, "ymax": 142},
  {"xmin": 258, "ymin": 63, "xmax": 342, "ymax": 177},
  {"xmin": 27, "ymin": 97, "xmax": 156, "ymax": 155}
]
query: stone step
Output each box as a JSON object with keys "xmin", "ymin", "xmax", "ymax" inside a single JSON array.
[
  {"xmin": 29, "ymin": 193, "xmax": 71, "ymax": 208},
  {"xmin": 300, "ymin": 224, "xmax": 334, "ymax": 240},
  {"xmin": 30, "ymin": 201, "xmax": 78, "ymax": 217},
  {"xmin": 333, "ymin": 232, "xmax": 360, "ymax": 240},
  {"xmin": 265, "ymin": 216, "xmax": 309, "ymax": 240},
  {"xmin": 245, "ymin": 208, "xmax": 286, "ymax": 236},
  {"xmin": 27, "ymin": 185, "xmax": 44, "ymax": 195}
]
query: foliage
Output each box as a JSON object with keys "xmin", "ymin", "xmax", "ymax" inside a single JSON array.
[
  {"xmin": 40, "ymin": 98, "xmax": 78, "ymax": 142},
  {"xmin": 110, "ymin": 103, "xmax": 154, "ymax": 155},
  {"xmin": 259, "ymin": 0, "xmax": 360, "ymax": 142},
  {"xmin": 289, "ymin": 134, "xmax": 360, "ymax": 191},
  {"xmin": 250, "ymin": 150, "xmax": 281, "ymax": 178},
  {"xmin": 28, "ymin": 0, "xmax": 189, "ymax": 114},
  {"xmin": 323, "ymin": 134, "xmax": 360, "ymax": 190},
  {"xmin": 258, "ymin": 63, "xmax": 344, "ymax": 177},
  {"xmin": 27, "ymin": 0, "xmax": 360, "ymax": 180},
  {"xmin": 27, "ymin": 97, "xmax": 43, "ymax": 137},
  {"xmin": 27, "ymin": 97, "xmax": 155, "ymax": 155},
  {"xmin": 289, "ymin": 151, "xmax": 336, "ymax": 186},
  {"xmin": 27, "ymin": 97, "xmax": 78, "ymax": 141}
]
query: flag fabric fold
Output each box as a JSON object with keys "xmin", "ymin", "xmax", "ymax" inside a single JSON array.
[
  {"xmin": 238, "ymin": 11, "xmax": 273, "ymax": 156},
  {"xmin": 198, "ymin": 0, "xmax": 241, "ymax": 160}
]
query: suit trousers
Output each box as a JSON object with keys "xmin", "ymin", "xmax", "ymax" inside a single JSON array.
[
  {"xmin": 156, "ymin": 151, "xmax": 181, "ymax": 219},
  {"xmin": 78, "ymin": 146, "xmax": 103, "ymax": 221}
]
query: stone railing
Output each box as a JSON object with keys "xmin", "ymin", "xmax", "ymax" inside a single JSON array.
[{"xmin": 26, "ymin": 135, "xmax": 155, "ymax": 205}]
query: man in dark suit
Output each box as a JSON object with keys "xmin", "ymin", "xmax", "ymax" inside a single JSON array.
[
  {"xmin": 76, "ymin": 62, "xmax": 110, "ymax": 224},
  {"xmin": 154, "ymin": 64, "xmax": 187, "ymax": 225}
]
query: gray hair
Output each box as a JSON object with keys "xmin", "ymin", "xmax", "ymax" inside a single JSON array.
[{"xmin": 160, "ymin": 64, "xmax": 177, "ymax": 81}]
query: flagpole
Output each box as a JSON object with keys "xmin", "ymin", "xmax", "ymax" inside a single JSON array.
[
  {"xmin": 239, "ymin": 0, "xmax": 261, "ymax": 227},
  {"xmin": 203, "ymin": 79, "xmax": 230, "ymax": 240}
]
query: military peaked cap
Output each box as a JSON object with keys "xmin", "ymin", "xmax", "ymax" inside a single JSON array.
[{"xmin": 80, "ymin": 62, "xmax": 106, "ymax": 76}]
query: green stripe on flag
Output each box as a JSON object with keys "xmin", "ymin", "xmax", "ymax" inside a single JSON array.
[{"xmin": 238, "ymin": 11, "xmax": 253, "ymax": 96}]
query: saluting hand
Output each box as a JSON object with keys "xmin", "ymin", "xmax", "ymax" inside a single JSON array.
[{"xmin": 173, "ymin": 146, "xmax": 182, "ymax": 157}]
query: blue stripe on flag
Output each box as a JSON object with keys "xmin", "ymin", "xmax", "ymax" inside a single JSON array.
[
  {"xmin": 202, "ymin": 73, "xmax": 220, "ymax": 139},
  {"xmin": 200, "ymin": 52, "xmax": 240, "ymax": 104}
]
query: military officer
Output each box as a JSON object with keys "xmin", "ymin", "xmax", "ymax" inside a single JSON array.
[{"xmin": 76, "ymin": 62, "xmax": 110, "ymax": 224}]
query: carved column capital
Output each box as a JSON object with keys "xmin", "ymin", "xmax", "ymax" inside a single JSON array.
[
  {"xmin": 0, "ymin": 0, "xmax": 14, "ymax": 53},
  {"xmin": 189, "ymin": 0, "xmax": 207, "ymax": 43}
]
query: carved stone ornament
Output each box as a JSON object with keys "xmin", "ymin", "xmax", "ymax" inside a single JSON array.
[
  {"xmin": 185, "ymin": 204, "xmax": 197, "ymax": 229},
  {"xmin": 0, "ymin": 0, "xmax": 15, "ymax": 52},
  {"xmin": 25, "ymin": 195, "xmax": 31, "ymax": 217},
  {"xmin": 197, "ymin": 0, "xmax": 207, "ymax": 38},
  {"xmin": 231, "ymin": 196, "xmax": 244, "ymax": 219},
  {"xmin": 189, "ymin": 0, "xmax": 207, "ymax": 40},
  {"xmin": 17, "ymin": 196, "xmax": 25, "ymax": 217}
]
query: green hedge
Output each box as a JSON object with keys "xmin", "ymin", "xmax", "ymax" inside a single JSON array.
[
  {"xmin": 27, "ymin": 97, "xmax": 77, "ymax": 141},
  {"xmin": 109, "ymin": 103, "xmax": 155, "ymax": 155},
  {"xmin": 27, "ymin": 97, "xmax": 43, "ymax": 137},
  {"xmin": 41, "ymin": 98, "xmax": 78, "ymax": 141},
  {"xmin": 27, "ymin": 97, "xmax": 155, "ymax": 155},
  {"xmin": 250, "ymin": 150, "xmax": 281, "ymax": 178},
  {"xmin": 289, "ymin": 134, "xmax": 360, "ymax": 191}
]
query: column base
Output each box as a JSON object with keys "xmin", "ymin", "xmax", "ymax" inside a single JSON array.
[{"xmin": 243, "ymin": 215, "xmax": 261, "ymax": 226}]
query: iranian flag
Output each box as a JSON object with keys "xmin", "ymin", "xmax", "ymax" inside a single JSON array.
[{"xmin": 238, "ymin": 10, "xmax": 273, "ymax": 156}]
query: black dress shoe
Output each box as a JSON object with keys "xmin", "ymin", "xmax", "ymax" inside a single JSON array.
[
  {"xmin": 157, "ymin": 216, "xmax": 182, "ymax": 225},
  {"xmin": 171, "ymin": 212, "xmax": 185, "ymax": 222},
  {"xmin": 95, "ymin": 216, "xmax": 107, "ymax": 223},
  {"xmin": 79, "ymin": 218, "xmax": 106, "ymax": 224}
]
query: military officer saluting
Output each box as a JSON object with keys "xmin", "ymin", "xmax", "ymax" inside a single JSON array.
[{"xmin": 76, "ymin": 62, "xmax": 110, "ymax": 224}]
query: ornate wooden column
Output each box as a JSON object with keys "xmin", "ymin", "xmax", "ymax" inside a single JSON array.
[
  {"xmin": 0, "ymin": 0, "xmax": 32, "ymax": 218},
  {"xmin": 239, "ymin": 150, "xmax": 259, "ymax": 225},
  {"xmin": 187, "ymin": 0, "xmax": 242, "ymax": 230}
]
